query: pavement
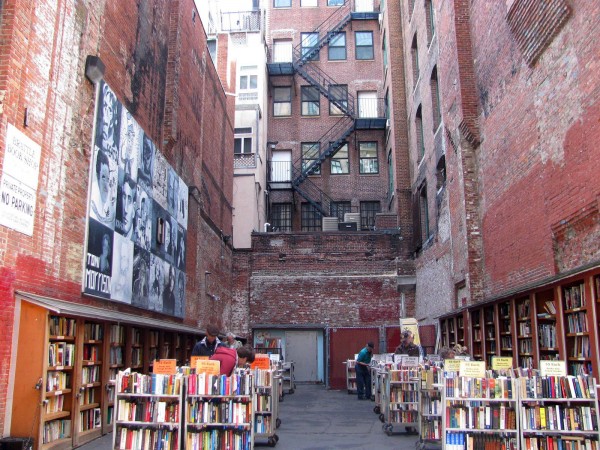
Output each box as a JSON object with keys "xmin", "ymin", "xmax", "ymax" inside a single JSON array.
[{"xmin": 79, "ymin": 384, "xmax": 419, "ymax": 449}]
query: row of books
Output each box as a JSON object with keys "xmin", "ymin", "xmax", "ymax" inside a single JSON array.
[
  {"xmin": 389, "ymin": 368, "xmax": 420, "ymax": 381},
  {"xmin": 49, "ymin": 316, "xmax": 76, "ymax": 337},
  {"xmin": 116, "ymin": 399, "xmax": 180, "ymax": 423},
  {"xmin": 564, "ymin": 283, "xmax": 586, "ymax": 310},
  {"xmin": 524, "ymin": 436, "xmax": 598, "ymax": 450},
  {"xmin": 518, "ymin": 375, "xmax": 594, "ymax": 399},
  {"xmin": 47, "ymin": 370, "xmax": 71, "ymax": 391},
  {"xmin": 420, "ymin": 419, "xmax": 442, "ymax": 440},
  {"xmin": 83, "ymin": 322, "xmax": 104, "ymax": 341},
  {"xmin": 82, "ymin": 345, "xmax": 101, "ymax": 362},
  {"xmin": 119, "ymin": 373, "xmax": 183, "ymax": 395},
  {"xmin": 116, "ymin": 426, "xmax": 179, "ymax": 450},
  {"xmin": 185, "ymin": 399, "xmax": 251, "ymax": 425},
  {"xmin": 186, "ymin": 373, "xmax": 252, "ymax": 397},
  {"xmin": 445, "ymin": 405, "xmax": 517, "ymax": 430},
  {"xmin": 520, "ymin": 404, "xmax": 598, "ymax": 432},
  {"xmin": 78, "ymin": 407, "xmax": 101, "ymax": 432},
  {"xmin": 81, "ymin": 364, "xmax": 101, "ymax": 383},
  {"xmin": 444, "ymin": 375, "xmax": 514, "ymax": 399},
  {"xmin": 254, "ymin": 394, "xmax": 272, "ymax": 412},
  {"xmin": 390, "ymin": 390, "xmax": 418, "ymax": 403},
  {"xmin": 566, "ymin": 312, "xmax": 589, "ymax": 333},
  {"xmin": 569, "ymin": 336, "xmax": 592, "ymax": 359},
  {"xmin": 185, "ymin": 429, "xmax": 251, "ymax": 450},
  {"xmin": 445, "ymin": 432, "xmax": 518, "ymax": 450},
  {"xmin": 78, "ymin": 387, "xmax": 96, "ymax": 406},
  {"xmin": 110, "ymin": 324, "xmax": 125, "ymax": 345},
  {"xmin": 539, "ymin": 324, "xmax": 558, "ymax": 348},
  {"xmin": 110, "ymin": 347, "xmax": 124, "ymax": 365},
  {"xmin": 42, "ymin": 418, "xmax": 71, "ymax": 444},
  {"xmin": 45, "ymin": 394, "xmax": 65, "ymax": 414},
  {"xmin": 48, "ymin": 342, "xmax": 75, "ymax": 367},
  {"xmin": 254, "ymin": 414, "xmax": 272, "ymax": 434}
]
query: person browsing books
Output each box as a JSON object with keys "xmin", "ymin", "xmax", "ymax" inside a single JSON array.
[
  {"xmin": 191, "ymin": 324, "xmax": 223, "ymax": 357},
  {"xmin": 210, "ymin": 345, "xmax": 255, "ymax": 377},
  {"xmin": 356, "ymin": 341, "xmax": 374, "ymax": 400},
  {"xmin": 225, "ymin": 332, "xmax": 243, "ymax": 349}
]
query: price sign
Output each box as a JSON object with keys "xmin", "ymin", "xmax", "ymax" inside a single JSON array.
[
  {"xmin": 190, "ymin": 356, "xmax": 209, "ymax": 368},
  {"xmin": 491, "ymin": 357, "xmax": 513, "ymax": 370},
  {"xmin": 153, "ymin": 359, "xmax": 177, "ymax": 375},
  {"xmin": 459, "ymin": 361, "xmax": 486, "ymax": 378},
  {"xmin": 540, "ymin": 360, "xmax": 566, "ymax": 377},
  {"xmin": 251, "ymin": 354, "xmax": 271, "ymax": 370},
  {"xmin": 196, "ymin": 360, "xmax": 221, "ymax": 375},
  {"xmin": 444, "ymin": 359, "xmax": 462, "ymax": 373}
]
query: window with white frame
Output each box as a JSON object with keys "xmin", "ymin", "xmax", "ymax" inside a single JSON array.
[
  {"xmin": 301, "ymin": 0, "xmax": 318, "ymax": 6},
  {"xmin": 274, "ymin": 0, "xmax": 291, "ymax": 7},
  {"xmin": 234, "ymin": 127, "xmax": 253, "ymax": 154},
  {"xmin": 273, "ymin": 40, "xmax": 293, "ymax": 63}
]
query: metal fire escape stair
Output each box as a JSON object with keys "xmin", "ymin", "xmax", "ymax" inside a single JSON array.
[{"xmin": 288, "ymin": 2, "xmax": 357, "ymax": 217}]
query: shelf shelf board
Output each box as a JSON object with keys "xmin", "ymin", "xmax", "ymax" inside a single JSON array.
[
  {"xmin": 45, "ymin": 389, "xmax": 72, "ymax": 397},
  {"xmin": 78, "ymin": 402, "xmax": 100, "ymax": 411},
  {"xmin": 47, "ymin": 365, "xmax": 74, "ymax": 371},
  {"xmin": 49, "ymin": 335, "xmax": 75, "ymax": 341},
  {"xmin": 43, "ymin": 410, "xmax": 71, "ymax": 421},
  {"xmin": 115, "ymin": 420, "xmax": 180, "ymax": 427}
]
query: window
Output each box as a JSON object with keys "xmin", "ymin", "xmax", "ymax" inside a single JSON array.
[
  {"xmin": 301, "ymin": 86, "xmax": 320, "ymax": 116},
  {"xmin": 359, "ymin": 142, "xmax": 378, "ymax": 174},
  {"xmin": 239, "ymin": 74, "xmax": 257, "ymax": 90},
  {"xmin": 271, "ymin": 203, "xmax": 292, "ymax": 231},
  {"xmin": 234, "ymin": 137, "xmax": 252, "ymax": 154},
  {"xmin": 411, "ymin": 35, "xmax": 419, "ymax": 86},
  {"xmin": 328, "ymin": 32, "xmax": 346, "ymax": 60},
  {"xmin": 273, "ymin": 40, "xmax": 293, "ymax": 62},
  {"xmin": 302, "ymin": 142, "xmax": 321, "ymax": 175},
  {"xmin": 355, "ymin": 31, "xmax": 374, "ymax": 60},
  {"xmin": 419, "ymin": 184, "xmax": 430, "ymax": 243},
  {"xmin": 436, "ymin": 155, "xmax": 446, "ymax": 192},
  {"xmin": 329, "ymin": 85, "xmax": 348, "ymax": 115},
  {"xmin": 382, "ymin": 33, "xmax": 388, "ymax": 69},
  {"xmin": 327, "ymin": 0, "xmax": 344, "ymax": 5},
  {"xmin": 331, "ymin": 201, "xmax": 352, "ymax": 222},
  {"xmin": 430, "ymin": 67, "xmax": 441, "ymax": 132},
  {"xmin": 301, "ymin": 32, "xmax": 320, "ymax": 61},
  {"xmin": 360, "ymin": 201, "xmax": 380, "ymax": 230},
  {"xmin": 207, "ymin": 39, "xmax": 217, "ymax": 62},
  {"xmin": 301, "ymin": 203, "xmax": 322, "ymax": 231},
  {"xmin": 273, "ymin": 87, "xmax": 291, "ymax": 116},
  {"xmin": 416, "ymin": 105, "xmax": 424, "ymax": 160},
  {"xmin": 274, "ymin": 0, "xmax": 291, "ymax": 7},
  {"xmin": 425, "ymin": 0, "xmax": 435, "ymax": 45},
  {"xmin": 302, "ymin": 0, "xmax": 318, "ymax": 6},
  {"xmin": 387, "ymin": 150, "xmax": 394, "ymax": 200},
  {"xmin": 330, "ymin": 143, "xmax": 349, "ymax": 174}
]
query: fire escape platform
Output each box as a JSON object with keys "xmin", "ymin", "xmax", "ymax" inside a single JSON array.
[
  {"xmin": 354, "ymin": 118, "xmax": 387, "ymax": 130},
  {"xmin": 350, "ymin": 12, "xmax": 380, "ymax": 20},
  {"xmin": 267, "ymin": 63, "xmax": 295, "ymax": 76}
]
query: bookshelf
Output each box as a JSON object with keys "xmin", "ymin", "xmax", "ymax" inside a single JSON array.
[
  {"xmin": 515, "ymin": 296, "xmax": 534, "ymax": 369},
  {"xmin": 534, "ymin": 289, "xmax": 561, "ymax": 368},
  {"xmin": 442, "ymin": 371, "xmax": 519, "ymax": 449},
  {"xmin": 253, "ymin": 369, "xmax": 280, "ymax": 446},
  {"xmin": 498, "ymin": 300, "xmax": 514, "ymax": 359},
  {"xmin": 470, "ymin": 309, "xmax": 483, "ymax": 361},
  {"xmin": 517, "ymin": 374, "xmax": 600, "ymax": 449},
  {"xmin": 455, "ymin": 314, "xmax": 466, "ymax": 351},
  {"xmin": 113, "ymin": 372, "xmax": 183, "ymax": 450},
  {"xmin": 560, "ymin": 280, "xmax": 594, "ymax": 376},
  {"xmin": 382, "ymin": 366, "xmax": 420, "ymax": 435},
  {"xmin": 345, "ymin": 359, "xmax": 357, "ymax": 394},
  {"xmin": 418, "ymin": 365, "xmax": 443, "ymax": 449},
  {"xmin": 147, "ymin": 329, "xmax": 160, "ymax": 372},
  {"xmin": 483, "ymin": 304, "xmax": 498, "ymax": 367},
  {"xmin": 105, "ymin": 324, "xmax": 124, "ymax": 433},
  {"xmin": 281, "ymin": 361, "xmax": 295, "ymax": 395},
  {"xmin": 128, "ymin": 326, "xmax": 144, "ymax": 372},
  {"xmin": 184, "ymin": 370, "xmax": 253, "ymax": 449},
  {"xmin": 74, "ymin": 321, "xmax": 104, "ymax": 446},
  {"xmin": 44, "ymin": 314, "xmax": 77, "ymax": 450}
]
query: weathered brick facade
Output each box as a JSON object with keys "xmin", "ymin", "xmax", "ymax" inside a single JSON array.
[
  {"xmin": 0, "ymin": 0, "xmax": 235, "ymax": 432},
  {"xmin": 398, "ymin": 0, "xmax": 600, "ymax": 323}
]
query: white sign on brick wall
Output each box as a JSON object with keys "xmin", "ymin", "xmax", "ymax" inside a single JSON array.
[{"xmin": 0, "ymin": 123, "xmax": 41, "ymax": 236}]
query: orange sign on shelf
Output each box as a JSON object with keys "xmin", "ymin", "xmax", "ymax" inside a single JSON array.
[
  {"xmin": 153, "ymin": 359, "xmax": 177, "ymax": 375},
  {"xmin": 190, "ymin": 356, "xmax": 209, "ymax": 368},
  {"xmin": 196, "ymin": 359, "xmax": 221, "ymax": 375},
  {"xmin": 251, "ymin": 354, "xmax": 271, "ymax": 370}
]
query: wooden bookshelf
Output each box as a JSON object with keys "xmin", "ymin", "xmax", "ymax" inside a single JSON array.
[
  {"xmin": 560, "ymin": 280, "xmax": 594, "ymax": 376},
  {"xmin": 498, "ymin": 299, "xmax": 514, "ymax": 359},
  {"xmin": 515, "ymin": 296, "xmax": 533, "ymax": 369},
  {"xmin": 470, "ymin": 309, "xmax": 483, "ymax": 361},
  {"xmin": 533, "ymin": 288, "xmax": 561, "ymax": 369},
  {"xmin": 483, "ymin": 304, "xmax": 498, "ymax": 367}
]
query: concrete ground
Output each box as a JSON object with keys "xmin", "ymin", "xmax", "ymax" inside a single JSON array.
[{"xmin": 79, "ymin": 384, "xmax": 419, "ymax": 449}]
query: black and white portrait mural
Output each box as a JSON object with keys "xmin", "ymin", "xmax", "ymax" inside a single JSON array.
[{"xmin": 84, "ymin": 81, "xmax": 188, "ymax": 317}]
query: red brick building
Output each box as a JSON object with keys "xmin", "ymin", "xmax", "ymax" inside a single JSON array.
[{"xmin": 0, "ymin": 0, "xmax": 237, "ymax": 444}]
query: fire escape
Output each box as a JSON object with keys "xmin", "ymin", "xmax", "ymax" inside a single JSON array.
[{"xmin": 267, "ymin": 1, "xmax": 385, "ymax": 218}]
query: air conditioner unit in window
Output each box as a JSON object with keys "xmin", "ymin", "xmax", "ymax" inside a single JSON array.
[
  {"xmin": 344, "ymin": 213, "xmax": 361, "ymax": 224},
  {"xmin": 378, "ymin": 13, "xmax": 384, "ymax": 26}
]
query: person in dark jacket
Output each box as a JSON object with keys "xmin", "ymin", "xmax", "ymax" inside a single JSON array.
[{"xmin": 191, "ymin": 324, "xmax": 222, "ymax": 357}]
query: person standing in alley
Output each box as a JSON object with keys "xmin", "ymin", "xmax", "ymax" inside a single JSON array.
[{"xmin": 355, "ymin": 341, "xmax": 374, "ymax": 400}]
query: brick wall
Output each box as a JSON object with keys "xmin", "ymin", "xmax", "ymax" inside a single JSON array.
[
  {"xmin": 0, "ymin": 0, "xmax": 234, "ymax": 431},
  {"xmin": 248, "ymin": 232, "xmax": 410, "ymax": 327}
]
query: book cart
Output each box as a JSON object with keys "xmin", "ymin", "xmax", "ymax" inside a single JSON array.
[
  {"xmin": 381, "ymin": 356, "xmax": 420, "ymax": 436},
  {"xmin": 113, "ymin": 371, "xmax": 183, "ymax": 450},
  {"xmin": 517, "ymin": 366, "xmax": 600, "ymax": 449},
  {"xmin": 253, "ymin": 367, "xmax": 281, "ymax": 447},
  {"xmin": 418, "ymin": 362, "xmax": 443, "ymax": 450},
  {"xmin": 442, "ymin": 361, "xmax": 519, "ymax": 450},
  {"xmin": 281, "ymin": 361, "xmax": 295, "ymax": 395},
  {"xmin": 345, "ymin": 359, "xmax": 357, "ymax": 394},
  {"xmin": 184, "ymin": 369, "xmax": 254, "ymax": 449},
  {"xmin": 370, "ymin": 354, "xmax": 392, "ymax": 416}
]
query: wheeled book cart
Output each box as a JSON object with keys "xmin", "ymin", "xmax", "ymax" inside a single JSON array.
[
  {"xmin": 345, "ymin": 359, "xmax": 357, "ymax": 394},
  {"xmin": 417, "ymin": 364, "xmax": 443, "ymax": 450},
  {"xmin": 381, "ymin": 357, "xmax": 420, "ymax": 436},
  {"xmin": 253, "ymin": 368, "xmax": 282, "ymax": 447},
  {"xmin": 281, "ymin": 361, "xmax": 295, "ymax": 395}
]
